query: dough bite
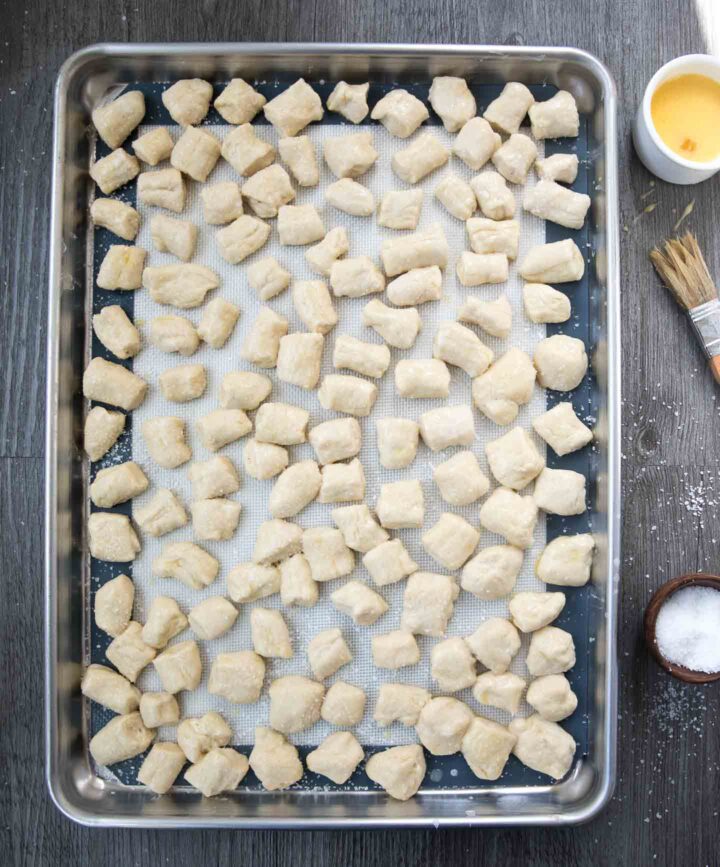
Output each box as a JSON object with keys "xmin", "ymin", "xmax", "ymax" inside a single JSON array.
[
  {"xmin": 188, "ymin": 596, "xmax": 239, "ymax": 641},
  {"xmin": 457, "ymin": 251, "xmax": 509, "ymax": 287},
  {"xmin": 433, "ymin": 451, "xmax": 490, "ymax": 506},
  {"xmin": 276, "ymin": 333, "xmax": 324, "ymax": 389},
  {"xmin": 153, "ymin": 640, "xmax": 202, "ymax": 693},
  {"xmin": 429, "ymin": 76, "xmax": 476, "ymax": 132},
  {"xmin": 473, "ymin": 671, "xmax": 526, "ymax": 715},
  {"xmin": 479, "ymin": 487, "xmax": 539, "ymax": 549},
  {"xmin": 137, "ymin": 168, "xmax": 186, "ymax": 212},
  {"xmin": 263, "ymin": 78, "xmax": 324, "ymax": 137},
  {"xmin": 433, "ymin": 321, "xmax": 493, "ymax": 377},
  {"xmin": 533, "ymin": 467, "xmax": 587, "ymax": 516},
  {"xmin": 319, "ymin": 458, "xmax": 366, "ymax": 504},
  {"xmin": 307, "ymin": 731, "xmax": 364, "ymax": 783},
  {"xmin": 280, "ymin": 554, "xmax": 319, "ymax": 608},
  {"xmin": 196, "ymin": 409, "xmax": 252, "ymax": 452},
  {"xmin": 415, "ymin": 696, "xmax": 473, "ymax": 755},
  {"xmin": 330, "ymin": 256, "xmax": 385, "ymax": 298},
  {"xmin": 371, "ymin": 88, "xmax": 429, "ymax": 138},
  {"xmin": 278, "ymin": 135, "xmax": 319, "ymax": 186},
  {"xmin": 185, "ymin": 748, "xmax": 250, "ymax": 798},
  {"xmin": 244, "ymin": 439, "xmax": 289, "ymax": 480},
  {"xmin": 386, "ymin": 266, "xmax": 443, "ymax": 307},
  {"xmin": 536, "ymin": 533, "xmax": 595, "ymax": 587},
  {"xmin": 401, "ymin": 571, "xmax": 459, "ymax": 636},
  {"xmin": 529, "ymin": 90, "xmax": 580, "ymax": 139},
  {"xmin": 331, "ymin": 580, "xmax": 388, "ymax": 626},
  {"xmin": 221, "ymin": 124, "xmax": 275, "ymax": 177},
  {"xmin": 453, "ymin": 117, "xmax": 501, "ymax": 170},
  {"xmin": 90, "ymin": 198, "xmax": 139, "ymax": 241},
  {"xmin": 372, "ymin": 629, "xmax": 420, "ymax": 669},
  {"xmin": 422, "ymin": 513, "xmax": 480, "ymax": 570},
  {"xmin": 523, "ymin": 179, "xmax": 591, "ymax": 230},
  {"xmin": 472, "ymin": 347, "xmax": 536, "ymax": 426},
  {"xmin": 84, "ymin": 406, "xmax": 125, "ymax": 462},
  {"xmin": 132, "ymin": 127, "xmax": 174, "ymax": 166},
  {"xmin": 362, "ymin": 300, "xmax": 422, "ymax": 350},
  {"xmin": 418, "ymin": 405, "xmax": 475, "ymax": 452},
  {"xmin": 254, "ymin": 402, "xmax": 308, "ymax": 445},
  {"xmin": 318, "ymin": 374, "xmax": 378, "ymax": 417},
  {"xmin": 142, "ymin": 263, "xmax": 218, "ymax": 307},
  {"xmin": 251, "ymin": 608, "xmax": 293, "ymax": 659},
  {"xmin": 302, "ymin": 526, "xmax": 355, "ymax": 581},
  {"xmin": 377, "ymin": 188, "xmax": 424, "ymax": 230},
  {"xmin": 138, "ymin": 742, "xmax": 185, "ymax": 794},
  {"xmin": 277, "ymin": 204, "xmax": 326, "ymax": 245},
  {"xmin": 150, "ymin": 214, "xmax": 198, "ymax": 262},
  {"xmin": 249, "ymin": 727, "xmax": 303, "ymax": 791},
  {"xmin": 97, "ymin": 245, "xmax": 146, "ymax": 291},
  {"xmin": 227, "ymin": 562, "xmax": 280, "ymax": 604},
  {"xmin": 177, "ymin": 712, "xmax": 232, "ymax": 763},
  {"xmin": 214, "ymin": 78, "xmax": 266, "ymax": 124},
  {"xmin": 523, "ymin": 282, "xmax": 571, "ymax": 323},
  {"xmin": 81, "ymin": 664, "xmax": 140, "ymax": 714},
  {"xmin": 526, "ymin": 674, "xmax": 578, "ymax": 721},
  {"xmin": 365, "ymin": 744, "xmax": 426, "ymax": 801},
  {"xmin": 252, "ymin": 519, "xmax": 303, "ymax": 565},
  {"xmin": 241, "ymin": 164, "xmax": 295, "ymax": 218},
  {"xmin": 376, "ymin": 479, "xmax": 424, "ymax": 529},
  {"xmin": 307, "ymin": 628, "xmax": 352, "ymax": 680},
  {"xmin": 325, "ymin": 178, "xmax": 375, "ymax": 216},
  {"xmin": 153, "ymin": 541, "xmax": 219, "ymax": 589},
  {"xmin": 209, "ymin": 651, "xmax": 266, "ymax": 704},
  {"xmin": 162, "ymin": 79, "xmax": 212, "ymax": 125},
  {"xmin": 434, "ymin": 174, "xmax": 477, "ymax": 221},
  {"xmin": 509, "ymin": 591, "xmax": 566, "ymax": 633},
  {"xmin": 462, "ymin": 717, "xmax": 516, "ymax": 780},
  {"xmin": 395, "ymin": 359, "xmax": 450, "ymax": 399},
  {"xmin": 106, "ymin": 622, "xmax": 155, "ymax": 682},
  {"xmin": 90, "ymin": 460, "xmax": 148, "ymax": 508},
  {"xmin": 88, "ymin": 512, "xmax": 141, "ymax": 562},
  {"xmin": 526, "ymin": 625, "xmax": 576, "ymax": 676},
  {"xmin": 248, "ymin": 257, "xmax": 291, "ymax": 300},
  {"xmin": 197, "ymin": 297, "xmax": 240, "ymax": 349},
  {"xmin": 309, "ymin": 417, "xmax": 362, "ymax": 465},
  {"xmin": 216, "ymin": 215, "xmax": 271, "ymax": 265},
  {"xmin": 534, "ymin": 335, "xmax": 588, "ymax": 391},
  {"xmin": 532, "ymin": 402, "xmax": 593, "ymax": 456},
  {"xmin": 483, "ymin": 82, "xmax": 534, "ymax": 135},
  {"xmin": 509, "ymin": 714, "xmax": 576, "ymax": 779},
  {"xmin": 241, "ymin": 308, "xmax": 289, "ymax": 367},
  {"xmin": 331, "ymin": 504, "xmax": 388, "ymax": 552},
  {"xmin": 94, "ymin": 573, "xmax": 134, "ymax": 637},
  {"xmin": 431, "ymin": 637, "xmax": 477, "ymax": 692},
  {"xmin": 327, "ymin": 81, "xmax": 370, "ymax": 123},
  {"xmin": 93, "ymin": 90, "xmax": 145, "ymax": 149},
  {"xmin": 323, "ymin": 131, "xmax": 378, "ymax": 179},
  {"xmin": 376, "ymin": 417, "xmax": 420, "ymax": 469},
  {"xmin": 305, "ymin": 227, "xmax": 349, "ymax": 276},
  {"xmin": 519, "ymin": 238, "xmax": 585, "ymax": 283},
  {"xmin": 466, "ymin": 218, "xmax": 519, "ymax": 259},
  {"xmin": 461, "ymin": 545, "xmax": 524, "ymax": 600},
  {"xmin": 491, "ymin": 133, "xmax": 538, "ymax": 185},
  {"xmin": 142, "ymin": 416, "xmax": 191, "ymax": 469},
  {"xmin": 158, "ymin": 363, "xmax": 207, "ymax": 403},
  {"xmin": 470, "ymin": 171, "xmax": 515, "ymax": 221},
  {"xmin": 171, "ymin": 126, "xmax": 221, "ymax": 182},
  {"xmin": 149, "ymin": 315, "xmax": 200, "ymax": 356},
  {"xmin": 485, "ymin": 426, "xmax": 545, "ymax": 491},
  {"xmin": 90, "ymin": 149, "xmax": 139, "ymax": 194},
  {"xmin": 465, "ymin": 618, "xmax": 521, "ymax": 674},
  {"xmin": 268, "ymin": 675, "xmax": 324, "ymax": 733},
  {"xmin": 458, "ymin": 295, "xmax": 512, "ymax": 339},
  {"xmin": 141, "ymin": 596, "xmax": 188, "ymax": 649},
  {"xmin": 363, "ymin": 538, "xmax": 418, "ymax": 587},
  {"xmin": 89, "ymin": 713, "xmax": 155, "ymax": 767},
  {"xmin": 373, "ymin": 684, "xmax": 431, "ymax": 727},
  {"xmin": 320, "ymin": 685, "xmax": 364, "ymax": 733},
  {"xmin": 391, "ymin": 133, "xmax": 449, "ymax": 183},
  {"xmin": 535, "ymin": 153, "xmax": 579, "ymax": 184},
  {"xmin": 333, "ymin": 334, "xmax": 391, "ymax": 379}
]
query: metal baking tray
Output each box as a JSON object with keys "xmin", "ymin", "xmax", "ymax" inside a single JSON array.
[{"xmin": 46, "ymin": 42, "xmax": 620, "ymax": 828}]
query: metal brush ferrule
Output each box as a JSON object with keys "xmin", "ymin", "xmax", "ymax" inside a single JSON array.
[{"xmin": 688, "ymin": 298, "xmax": 720, "ymax": 360}]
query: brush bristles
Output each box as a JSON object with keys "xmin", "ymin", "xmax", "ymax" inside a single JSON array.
[{"xmin": 650, "ymin": 232, "xmax": 717, "ymax": 311}]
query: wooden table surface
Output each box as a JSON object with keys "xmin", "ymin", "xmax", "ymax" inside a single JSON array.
[{"xmin": 2, "ymin": 0, "xmax": 719, "ymax": 863}]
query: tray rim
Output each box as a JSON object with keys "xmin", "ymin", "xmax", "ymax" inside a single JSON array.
[{"xmin": 45, "ymin": 40, "xmax": 621, "ymax": 829}]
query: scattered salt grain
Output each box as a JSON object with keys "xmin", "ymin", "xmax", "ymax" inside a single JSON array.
[{"xmin": 655, "ymin": 586, "xmax": 720, "ymax": 673}]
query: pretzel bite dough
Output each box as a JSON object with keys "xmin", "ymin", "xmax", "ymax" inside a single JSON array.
[
  {"xmin": 509, "ymin": 714, "xmax": 576, "ymax": 779},
  {"xmin": 527, "ymin": 626, "xmax": 576, "ymax": 676},
  {"xmin": 453, "ymin": 116, "xmax": 502, "ymax": 170},
  {"xmin": 241, "ymin": 164, "xmax": 295, "ymax": 218},
  {"xmin": 254, "ymin": 402, "xmax": 308, "ymax": 445},
  {"xmin": 327, "ymin": 81, "xmax": 370, "ymax": 124},
  {"xmin": 431, "ymin": 637, "xmax": 477, "ymax": 692},
  {"xmin": 269, "ymin": 675, "xmax": 324, "ymax": 732},
  {"xmin": 227, "ymin": 562, "xmax": 280, "ymax": 603},
  {"xmin": 429, "ymin": 76, "xmax": 476, "ymax": 132},
  {"xmin": 519, "ymin": 238, "xmax": 585, "ymax": 284},
  {"xmin": 252, "ymin": 519, "xmax": 304, "ymax": 564},
  {"xmin": 371, "ymin": 89, "xmax": 429, "ymax": 138},
  {"xmin": 106, "ymin": 621, "xmax": 155, "ymax": 681},
  {"xmin": 137, "ymin": 168, "xmax": 185, "ymax": 212},
  {"xmin": 305, "ymin": 227, "xmax": 349, "ymax": 276},
  {"xmin": 483, "ymin": 82, "xmax": 534, "ymax": 135},
  {"xmin": 332, "ymin": 580, "xmax": 388, "ymax": 625},
  {"xmin": 159, "ymin": 363, "xmax": 207, "ymax": 403},
  {"xmin": 244, "ymin": 439, "xmax": 289, "ymax": 480},
  {"xmin": 332, "ymin": 335, "xmax": 390, "ymax": 379},
  {"xmin": 88, "ymin": 512, "xmax": 141, "ymax": 562},
  {"xmin": 457, "ymin": 251, "xmax": 509, "ymax": 287},
  {"xmin": 466, "ymin": 618, "xmax": 521, "ymax": 674},
  {"xmin": 461, "ymin": 545, "xmax": 524, "ymax": 599},
  {"xmin": 308, "ymin": 731, "xmax": 364, "ymax": 783},
  {"xmin": 473, "ymin": 671, "xmax": 526, "ymax": 715},
  {"xmin": 90, "ymin": 149, "xmax": 139, "ymax": 194},
  {"xmin": 132, "ymin": 127, "xmax": 174, "ymax": 166},
  {"xmin": 97, "ymin": 245, "xmax": 146, "ymax": 291},
  {"xmin": 462, "ymin": 716, "xmax": 516, "ymax": 781},
  {"xmin": 536, "ymin": 533, "xmax": 595, "ymax": 587},
  {"xmin": 252, "ymin": 608, "xmax": 293, "ymax": 660},
  {"xmin": 532, "ymin": 402, "xmax": 593, "ymax": 456},
  {"xmin": 280, "ymin": 554, "xmax": 319, "ymax": 607},
  {"xmin": 534, "ymin": 335, "xmax": 588, "ymax": 391},
  {"xmin": 395, "ymin": 359, "xmax": 450, "ymax": 400},
  {"xmin": 142, "ymin": 416, "xmax": 191, "ymax": 468},
  {"xmin": 94, "ymin": 573, "xmax": 134, "ymax": 637},
  {"xmin": 162, "ymin": 79, "xmax": 212, "ymax": 125},
  {"xmin": 277, "ymin": 135, "xmax": 319, "ymax": 186},
  {"xmin": 216, "ymin": 214, "xmax": 271, "ymax": 264},
  {"xmin": 423, "ymin": 513, "xmax": 480, "ymax": 570},
  {"xmin": 149, "ymin": 315, "xmax": 199, "ymax": 356},
  {"xmin": 325, "ymin": 178, "xmax": 375, "ymax": 216},
  {"xmin": 309, "ymin": 417, "xmax": 362, "ymax": 465},
  {"xmin": 90, "ymin": 198, "xmax": 139, "ymax": 240},
  {"xmin": 190, "ymin": 498, "xmax": 242, "ymax": 541},
  {"xmin": 362, "ymin": 300, "xmax": 422, "ymax": 349},
  {"xmin": 153, "ymin": 541, "xmax": 219, "ymax": 589},
  {"xmin": 269, "ymin": 460, "xmax": 321, "ymax": 518},
  {"xmin": 433, "ymin": 321, "xmax": 493, "ymax": 377},
  {"xmin": 142, "ymin": 263, "xmax": 219, "ymax": 308},
  {"xmin": 200, "ymin": 183, "xmax": 243, "ymax": 229},
  {"xmin": 433, "ymin": 175, "xmax": 476, "ymax": 222},
  {"xmin": 433, "ymin": 451, "xmax": 490, "ymax": 506},
  {"xmin": 92, "ymin": 305, "xmax": 140, "ymax": 360},
  {"xmin": 197, "ymin": 298, "xmax": 240, "ymax": 349},
  {"xmin": 470, "ymin": 171, "xmax": 515, "ymax": 221},
  {"xmin": 459, "ymin": 295, "xmax": 512, "ymax": 339},
  {"xmin": 188, "ymin": 596, "xmax": 238, "ymax": 641},
  {"xmin": 526, "ymin": 674, "xmax": 578, "ymax": 721},
  {"xmin": 533, "ymin": 467, "xmax": 586, "ymax": 516},
  {"xmin": 509, "ymin": 591, "xmax": 566, "ymax": 633},
  {"xmin": 323, "ymin": 131, "xmax": 378, "ymax": 179},
  {"xmin": 332, "ymin": 504, "xmax": 389, "ymax": 552},
  {"xmin": 365, "ymin": 744, "xmax": 426, "ymax": 801},
  {"xmin": 377, "ymin": 188, "xmax": 424, "ymax": 230},
  {"xmin": 479, "ymin": 488, "xmax": 539, "ymax": 549},
  {"xmin": 249, "ymin": 727, "xmax": 303, "ymax": 791},
  {"xmin": 392, "ymin": 133, "xmax": 450, "ymax": 183},
  {"xmin": 93, "ymin": 90, "xmax": 145, "ymax": 149},
  {"xmin": 276, "ymin": 333, "xmax": 324, "ymax": 389},
  {"xmin": 330, "ymin": 256, "xmax": 385, "ymax": 299},
  {"xmin": 375, "ymin": 417, "xmax": 420, "ymax": 470},
  {"xmin": 196, "ymin": 409, "xmax": 252, "ymax": 452},
  {"xmin": 526, "ymin": 183, "xmax": 589, "ymax": 234},
  {"xmin": 535, "ymin": 153, "xmax": 579, "ymax": 184},
  {"xmin": 302, "ymin": 527, "xmax": 355, "ymax": 582},
  {"xmin": 177, "ymin": 712, "xmax": 232, "ymax": 764},
  {"xmin": 221, "ymin": 123, "xmax": 276, "ymax": 176},
  {"xmin": 401, "ymin": 571, "xmax": 459, "ymax": 636},
  {"xmin": 467, "ymin": 217, "xmax": 520, "ymax": 260},
  {"xmin": 374, "ymin": 684, "xmax": 431, "ymax": 726},
  {"xmin": 185, "ymin": 748, "xmax": 249, "ymax": 798},
  {"xmin": 318, "ymin": 374, "xmax": 378, "ymax": 417},
  {"xmin": 492, "ymin": 133, "xmax": 538, "ymax": 185},
  {"xmin": 240, "ymin": 308, "xmax": 289, "ymax": 368},
  {"xmin": 529, "ymin": 90, "xmax": 580, "ymax": 139},
  {"xmin": 416, "ymin": 696, "xmax": 473, "ymax": 755},
  {"xmin": 208, "ymin": 651, "xmax": 266, "ymax": 704},
  {"xmin": 81, "ymin": 664, "xmax": 140, "ymax": 714},
  {"xmin": 89, "ymin": 713, "xmax": 155, "ymax": 767},
  {"xmin": 363, "ymin": 539, "xmax": 418, "ymax": 587},
  {"xmin": 263, "ymin": 78, "xmax": 324, "ymax": 137},
  {"xmin": 319, "ymin": 458, "xmax": 366, "ymax": 504},
  {"xmin": 137, "ymin": 742, "xmax": 185, "ymax": 794},
  {"xmin": 214, "ymin": 77, "xmax": 266, "ymax": 123},
  {"xmin": 522, "ymin": 282, "xmax": 572, "ymax": 325},
  {"xmin": 418, "ymin": 405, "xmax": 475, "ymax": 451},
  {"xmin": 387, "ymin": 266, "xmax": 443, "ymax": 308},
  {"xmin": 90, "ymin": 461, "xmax": 148, "ymax": 508},
  {"xmin": 246, "ymin": 257, "xmax": 290, "ymax": 301},
  {"xmin": 139, "ymin": 693, "xmax": 180, "ymax": 728},
  {"xmin": 277, "ymin": 204, "xmax": 325, "ymax": 246},
  {"xmin": 372, "ymin": 629, "xmax": 420, "ymax": 669},
  {"xmin": 472, "ymin": 347, "xmax": 536, "ymax": 426},
  {"xmin": 485, "ymin": 427, "xmax": 545, "ymax": 491},
  {"xmin": 150, "ymin": 214, "xmax": 198, "ymax": 262},
  {"xmin": 85, "ymin": 406, "xmax": 125, "ymax": 463},
  {"xmin": 308, "ymin": 628, "xmax": 352, "ymax": 680},
  {"xmin": 376, "ymin": 479, "xmax": 424, "ymax": 529},
  {"xmin": 171, "ymin": 126, "xmax": 221, "ymax": 182},
  {"xmin": 141, "ymin": 596, "xmax": 188, "ymax": 649}
]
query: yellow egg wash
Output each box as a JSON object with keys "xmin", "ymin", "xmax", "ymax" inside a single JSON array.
[{"xmin": 650, "ymin": 73, "xmax": 720, "ymax": 162}]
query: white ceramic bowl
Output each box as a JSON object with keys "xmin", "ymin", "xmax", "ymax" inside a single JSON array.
[{"xmin": 632, "ymin": 53, "xmax": 720, "ymax": 184}]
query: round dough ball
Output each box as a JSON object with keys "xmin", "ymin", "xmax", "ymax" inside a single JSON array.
[
  {"xmin": 466, "ymin": 618, "xmax": 521, "ymax": 673},
  {"xmin": 526, "ymin": 674, "xmax": 578, "ymax": 721},
  {"xmin": 533, "ymin": 335, "xmax": 588, "ymax": 391},
  {"xmin": 415, "ymin": 696, "xmax": 473, "ymax": 755}
]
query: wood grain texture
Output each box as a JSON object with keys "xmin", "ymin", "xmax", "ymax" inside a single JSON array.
[{"xmin": 3, "ymin": 0, "xmax": 720, "ymax": 863}]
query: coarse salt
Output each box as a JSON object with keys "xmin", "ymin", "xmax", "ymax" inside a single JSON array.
[{"xmin": 655, "ymin": 586, "xmax": 720, "ymax": 673}]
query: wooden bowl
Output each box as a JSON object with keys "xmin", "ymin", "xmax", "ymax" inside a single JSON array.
[{"xmin": 644, "ymin": 573, "xmax": 720, "ymax": 683}]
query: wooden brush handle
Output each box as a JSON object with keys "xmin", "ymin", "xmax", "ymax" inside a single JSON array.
[{"xmin": 709, "ymin": 356, "xmax": 720, "ymax": 385}]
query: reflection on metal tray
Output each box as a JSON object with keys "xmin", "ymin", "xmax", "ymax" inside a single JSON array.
[{"xmin": 46, "ymin": 42, "xmax": 620, "ymax": 828}]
